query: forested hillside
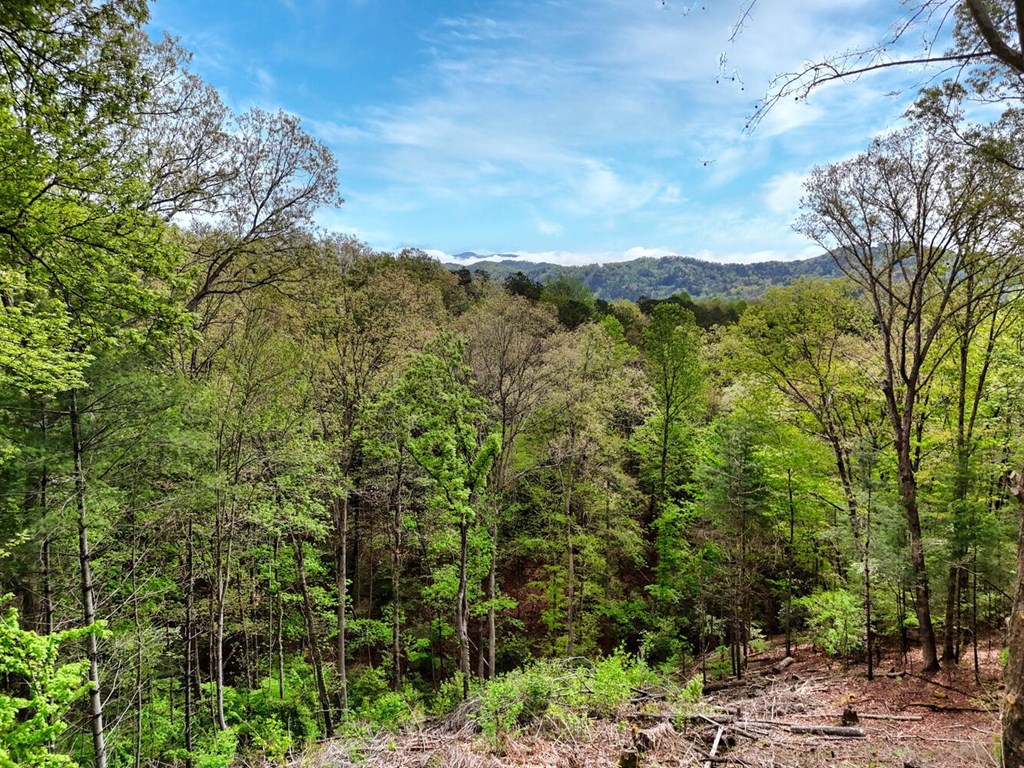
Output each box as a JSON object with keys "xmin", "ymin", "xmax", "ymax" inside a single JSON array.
[
  {"xmin": 454, "ymin": 252, "xmax": 843, "ymax": 300},
  {"xmin": 2, "ymin": 3, "xmax": 1024, "ymax": 768}
]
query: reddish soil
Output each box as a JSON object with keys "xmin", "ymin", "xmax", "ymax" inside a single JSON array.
[
  {"xmin": 290, "ymin": 644, "xmax": 1005, "ymax": 768},
  {"xmin": 702, "ymin": 644, "xmax": 1003, "ymax": 768}
]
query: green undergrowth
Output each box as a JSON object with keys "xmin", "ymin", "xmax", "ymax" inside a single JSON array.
[{"xmin": 465, "ymin": 649, "xmax": 704, "ymax": 749}]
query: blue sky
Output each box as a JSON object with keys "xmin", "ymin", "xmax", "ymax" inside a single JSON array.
[{"xmin": 147, "ymin": 0, "xmax": 936, "ymax": 265}]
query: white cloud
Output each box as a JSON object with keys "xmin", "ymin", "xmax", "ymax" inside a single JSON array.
[
  {"xmin": 155, "ymin": 0, "xmax": 936, "ymax": 264},
  {"xmin": 536, "ymin": 218, "xmax": 564, "ymax": 236},
  {"xmin": 427, "ymin": 243, "xmax": 823, "ymax": 268},
  {"xmin": 763, "ymin": 171, "xmax": 807, "ymax": 216}
]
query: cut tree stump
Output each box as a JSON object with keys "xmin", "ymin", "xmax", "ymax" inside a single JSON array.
[{"xmin": 635, "ymin": 721, "xmax": 674, "ymax": 752}]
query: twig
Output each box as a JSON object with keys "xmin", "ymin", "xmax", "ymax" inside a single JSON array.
[{"xmin": 703, "ymin": 725, "xmax": 725, "ymax": 768}]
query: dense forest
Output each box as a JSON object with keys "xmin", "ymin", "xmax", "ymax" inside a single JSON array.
[
  {"xmin": 450, "ymin": 252, "xmax": 844, "ymax": 301},
  {"xmin": 3, "ymin": 2, "xmax": 1024, "ymax": 768}
]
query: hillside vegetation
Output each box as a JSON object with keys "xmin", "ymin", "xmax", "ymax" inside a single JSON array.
[
  {"xmin": 456, "ymin": 252, "xmax": 843, "ymax": 300},
  {"xmin": 2, "ymin": 4, "xmax": 1024, "ymax": 768}
]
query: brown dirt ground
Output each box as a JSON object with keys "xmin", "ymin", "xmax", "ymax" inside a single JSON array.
[{"xmin": 287, "ymin": 645, "xmax": 1005, "ymax": 768}]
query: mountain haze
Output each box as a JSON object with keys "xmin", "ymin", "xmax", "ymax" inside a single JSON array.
[{"xmin": 454, "ymin": 253, "xmax": 843, "ymax": 300}]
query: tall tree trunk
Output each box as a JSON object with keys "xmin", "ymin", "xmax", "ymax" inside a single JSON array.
[
  {"xmin": 183, "ymin": 515, "xmax": 194, "ymax": 768},
  {"xmin": 785, "ymin": 469, "xmax": 794, "ymax": 659},
  {"xmin": 487, "ymin": 518, "xmax": 497, "ymax": 679},
  {"xmin": 293, "ymin": 535, "xmax": 334, "ymax": 738},
  {"xmin": 1003, "ymin": 468, "xmax": 1024, "ymax": 768},
  {"xmin": 564, "ymin": 481, "xmax": 575, "ymax": 657},
  {"xmin": 212, "ymin": 491, "xmax": 233, "ymax": 731},
  {"xmin": 40, "ymin": 401, "xmax": 53, "ymax": 636},
  {"xmin": 944, "ymin": 329, "xmax": 973, "ymax": 663},
  {"xmin": 391, "ymin": 493, "xmax": 402, "ymax": 692},
  {"xmin": 457, "ymin": 514, "xmax": 470, "ymax": 699},
  {"xmin": 131, "ymin": 511, "xmax": 143, "ymax": 768},
  {"xmin": 865, "ymin": 478, "xmax": 874, "ymax": 681},
  {"xmin": 70, "ymin": 389, "xmax": 107, "ymax": 768},
  {"xmin": 334, "ymin": 496, "xmax": 348, "ymax": 713},
  {"xmin": 896, "ymin": 436, "xmax": 940, "ymax": 672}
]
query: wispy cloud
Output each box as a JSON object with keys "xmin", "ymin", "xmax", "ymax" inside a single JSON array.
[{"xmin": 148, "ymin": 0, "xmax": 931, "ymax": 263}]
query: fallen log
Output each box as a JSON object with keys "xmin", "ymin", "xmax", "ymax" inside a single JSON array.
[
  {"xmin": 824, "ymin": 712, "xmax": 922, "ymax": 722},
  {"xmin": 789, "ymin": 725, "xmax": 866, "ymax": 737},
  {"xmin": 903, "ymin": 702, "xmax": 997, "ymax": 713},
  {"xmin": 771, "ymin": 656, "xmax": 795, "ymax": 673}
]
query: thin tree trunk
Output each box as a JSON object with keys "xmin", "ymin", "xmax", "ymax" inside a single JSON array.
[
  {"xmin": 391, "ymin": 491, "xmax": 402, "ymax": 692},
  {"xmin": 40, "ymin": 402, "xmax": 53, "ymax": 636},
  {"xmin": 238, "ymin": 560, "xmax": 252, "ymax": 690},
  {"xmin": 487, "ymin": 518, "xmax": 497, "ymax": 679},
  {"xmin": 477, "ymin": 621, "xmax": 485, "ymax": 678},
  {"xmin": 213, "ymin": 492, "xmax": 233, "ymax": 731},
  {"xmin": 1002, "ymin": 468, "xmax": 1024, "ymax": 768},
  {"xmin": 785, "ymin": 469, "xmax": 794, "ymax": 658},
  {"xmin": 565, "ymin": 481, "xmax": 575, "ymax": 657},
  {"xmin": 184, "ymin": 516, "xmax": 194, "ymax": 768},
  {"xmin": 457, "ymin": 514, "xmax": 470, "ymax": 698},
  {"xmin": 132, "ymin": 510, "xmax": 143, "ymax": 768},
  {"xmin": 335, "ymin": 496, "xmax": 348, "ymax": 713},
  {"xmin": 972, "ymin": 547, "xmax": 980, "ymax": 686},
  {"xmin": 293, "ymin": 535, "xmax": 334, "ymax": 738},
  {"xmin": 865, "ymin": 477, "xmax": 874, "ymax": 681},
  {"xmin": 70, "ymin": 389, "xmax": 107, "ymax": 768},
  {"xmin": 944, "ymin": 337, "xmax": 971, "ymax": 663}
]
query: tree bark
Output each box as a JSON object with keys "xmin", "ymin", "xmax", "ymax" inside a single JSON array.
[
  {"xmin": 897, "ymin": 450, "xmax": 939, "ymax": 672},
  {"xmin": 865, "ymin": 476, "xmax": 874, "ymax": 681},
  {"xmin": 391, "ymin": 484, "xmax": 403, "ymax": 692},
  {"xmin": 183, "ymin": 516, "xmax": 194, "ymax": 768},
  {"xmin": 212, "ymin": 490, "xmax": 233, "ymax": 732},
  {"xmin": 40, "ymin": 401, "xmax": 53, "ymax": 636},
  {"xmin": 334, "ymin": 495, "xmax": 348, "ymax": 713},
  {"xmin": 487, "ymin": 518, "xmax": 497, "ymax": 679},
  {"xmin": 293, "ymin": 535, "xmax": 334, "ymax": 738},
  {"xmin": 70, "ymin": 389, "xmax": 107, "ymax": 768},
  {"xmin": 1003, "ymin": 468, "xmax": 1024, "ymax": 768},
  {"xmin": 457, "ymin": 513, "xmax": 470, "ymax": 698},
  {"xmin": 565, "ymin": 481, "xmax": 575, "ymax": 657}
]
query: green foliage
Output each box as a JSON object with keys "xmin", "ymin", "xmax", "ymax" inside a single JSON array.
[
  {"xmin": 590, "ymin": 649, "xmax": 654, "ymax": 717},
  {"xmin": 430, "ymin": 672, "xmax": 474, "ymax": 717},
  {"xmin": 0, "ymin": 599, "xmax": 95, "ymax": 768},
  {"xmin": 704, "ymin": 646, "xmax": 734, "ymax": 681},
  {"xmin": 466, "ymin": 254, "xmax": 843, "ymax": 301},
  {"xmin": 477, "ymin": 677, "xmax": 525, "ymax": 748},
  {"xmin": 469, "ymin": 653, "xmax": 678, "ymax": 750},
  {"xmin": 795, "ymin": 590, "xmax": 866, "ymax": 657},
  {"xmin": 193, "ymin": 727, "xmax": 237, "ymax": 768},
  {"xmin": 362, "ymin": 691, "xmax": 413, "ymax": 731},
  {"xmin": 2, "ymin": 12, "xmax": 1023, "ymax": 760},
  {"xmin": 679, "ymin": 674, "xmax": 703, "ymax": 704}
]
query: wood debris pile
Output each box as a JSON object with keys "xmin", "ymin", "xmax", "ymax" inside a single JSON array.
[{"xmin": 287, "ymin": 647, "xmax": 1003, "ymax": 768}]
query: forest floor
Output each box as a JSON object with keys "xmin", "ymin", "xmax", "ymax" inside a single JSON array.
[{"xmin": 289, "ymin": 644, "xmax": 1005, "ymax": 768}]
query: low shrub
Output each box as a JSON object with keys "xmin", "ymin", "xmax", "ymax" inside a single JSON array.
[{"xmin": 795, "ymin": 589, "xmax": 866, "ymax": 658}]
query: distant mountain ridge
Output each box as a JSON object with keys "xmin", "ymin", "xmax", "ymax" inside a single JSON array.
[{"xmin": 452, "ymin": 252, "xmax": 843, "ymax": 301}]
